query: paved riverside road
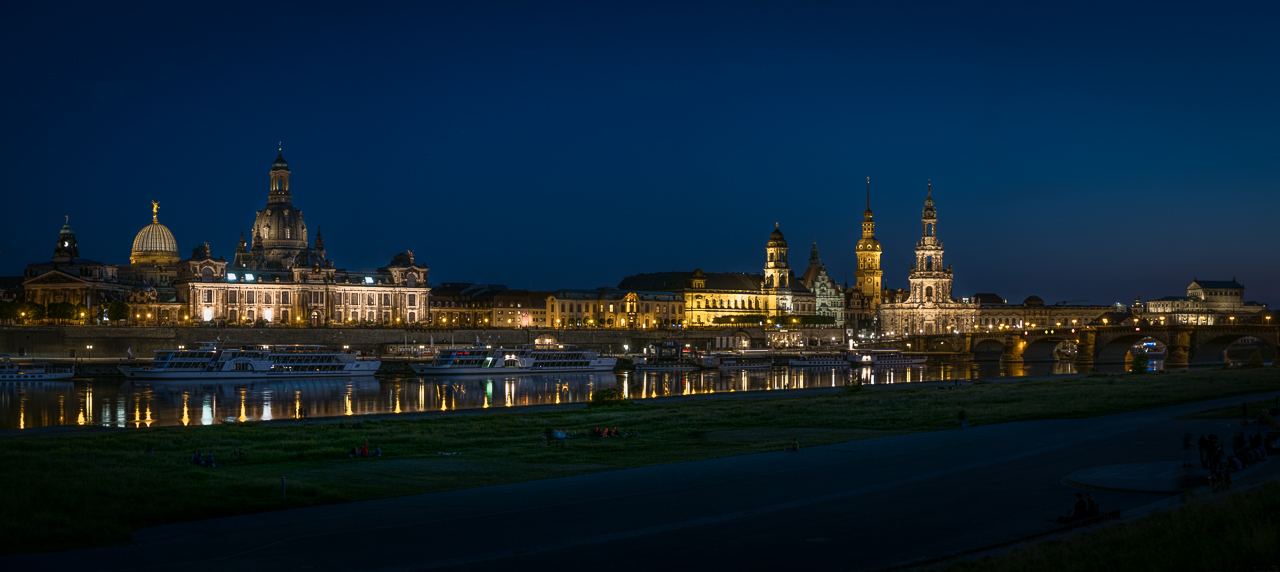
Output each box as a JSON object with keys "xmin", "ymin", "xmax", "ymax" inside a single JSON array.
[{"xmin": 7, "ymin": 392, "xmax": 1278, "ymax": 572}]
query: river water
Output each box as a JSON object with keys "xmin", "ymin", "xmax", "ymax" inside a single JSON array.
[{"xmin": 1, "ymin": 361, "xmax": 1143, "ymax": 430}]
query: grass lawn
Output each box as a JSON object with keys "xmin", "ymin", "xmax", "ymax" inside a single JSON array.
[
  {"xmin": 1, "ymin": 367, "xmax": 1277, "ymax": 555},
  {"xmin": 934, "ymin": 481, "xmax": 1280, "ymax": 572}
]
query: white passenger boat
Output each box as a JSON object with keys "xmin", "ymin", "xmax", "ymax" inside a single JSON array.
[
  {"xmin": 635, "ymin": 357, "xmax": 699, "ymax": 371},
  {"xmin": 411, "ymin": 346, "xmax": 617, "ymax": 375},
  {"xmin": 0, "ymin": 355, "xmax": 75, "ymax": 381},
  {"xmin": 118, "ymin": 343, "xmax": 381, "ymax": 379},
  {"xmin": 718, "ymin": 356, "xmax": 773, "ymax": 370},
  {"xmin": 788, "ymin": 355, "xmax": 850, "ymax": 368},
  {"xmin": 850, "ymin": 351, "xmax": 927, "ymax": 367}
]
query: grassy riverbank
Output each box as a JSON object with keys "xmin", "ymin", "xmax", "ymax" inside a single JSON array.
[
  {"xmin": 2, "ymin": 368, "xmax": 1278, "ymax": 555},
  {"xmin": 935, "ymin": 481, "xmax": 1280, "ymax": 572}
]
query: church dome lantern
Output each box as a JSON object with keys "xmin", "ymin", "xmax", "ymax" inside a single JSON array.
[
  {"xmin": 130, "ymin": 201, "xmax": 179, "ymax": 265},
  {"xmin": 767, "ymin": 223, "xmax": 788, "ymax": 247}
]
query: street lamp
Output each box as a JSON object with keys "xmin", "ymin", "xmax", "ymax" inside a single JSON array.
[{"xmin": 86, "ymin": 344, "xmax": 93, "ymax": 359}]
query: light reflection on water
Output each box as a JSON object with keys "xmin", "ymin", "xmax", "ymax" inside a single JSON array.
[{"xmin": 0, "ymin": 360, "xmax": 1160, "ymax": 430}]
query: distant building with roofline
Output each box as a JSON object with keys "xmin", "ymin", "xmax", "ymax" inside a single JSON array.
[{"xmin": 1143, "ymin": 279, "xmax": 1268, "ymax": 325}]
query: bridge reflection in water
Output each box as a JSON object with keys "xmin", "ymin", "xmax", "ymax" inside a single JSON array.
[{"xmin": 0, "ymin": 360, "xmax": 1157, "ymax": 431}]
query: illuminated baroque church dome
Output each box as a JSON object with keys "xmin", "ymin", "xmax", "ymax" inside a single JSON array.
[
  {"xmin": 130, "ymin": 202, "xmax": 179, "ymax": 265},
  {"xmin": 233, "ymin": 151, "xmax": 326, "ymax": 271}
]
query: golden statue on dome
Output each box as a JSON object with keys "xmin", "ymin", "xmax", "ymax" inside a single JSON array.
[{"xmin": 151, "ymin": 200, "xmax": 160, "ymax": 223}]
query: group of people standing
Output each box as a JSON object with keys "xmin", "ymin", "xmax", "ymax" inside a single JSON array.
[{"xmin": 1198, "ymin": 430, "xmax": 1270, "ymax": 491}]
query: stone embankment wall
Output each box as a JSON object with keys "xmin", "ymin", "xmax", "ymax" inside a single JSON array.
[{"xmin": 0, "ymin": 325, "xmax": 842, "ymax": 358}]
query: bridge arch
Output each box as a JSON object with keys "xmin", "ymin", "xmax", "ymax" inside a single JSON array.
[
  {"xmin": 1095, "ymin": 333, "xmax": 1150, "ymax": 364},
  {"xmin": 929, "ymin": 336, "xmax": 963, "ymax": 352},
  {"xmin": 1021, "ymin": 336, "xmax": 1076, "ymax": 362},
  {"xmin": 1190, "ymin": 333, "xmax": 1276, "ymax": 366},
  {"xmin": 972, "ymin": 338, "xmax": 1004, "ymax": 361}
]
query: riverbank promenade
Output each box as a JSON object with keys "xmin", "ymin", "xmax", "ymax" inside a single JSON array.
[{"xmin": 6, "ymin": 392, "xmax": 1279, "ymax": 571}]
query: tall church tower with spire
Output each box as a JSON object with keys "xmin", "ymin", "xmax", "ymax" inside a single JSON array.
[
  {"xmin": 764, "ymin": 223, "xmax": 790, "ymax": 290},
  {"xmin": 763, "ymin": 223, "xmax": 795, "ymax": 315},
  {"xmin": 906, "ymin": 182, "xmax": 953, "ymax": 306},
  {"xmin": 854, "ymin": 177, "xmax": 883, "ymax": 309}
]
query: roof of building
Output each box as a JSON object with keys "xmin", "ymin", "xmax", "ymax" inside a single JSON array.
[
  {"xmin": 272, "ymin": 152, "xmax": 289, "ymax": 171},
  {"xmin": 548, "ymin": 289, "xmax": 683, "ymax": 302},
  {"xmin": 619, "ymin": 271, "xmax": 753, "ymax": 291},
  {"xmin": 1023, "ymin": 295, "xmax": 1044, "ymax": 307},
  {"xmin": 1094, "ymin": 310, "xmax": 1133, "ymax": 325},
  {"xmin": 767, "ymin": 223, "xmax": 787, "ymax": 246},
  {"xmin": 132, "ymin": 222, "xmax": 178, "ymax": 256},
  {"xmin": 1190, "ymin": 279, "xmax": 1244, "ymax": 289},
  {"xmin": 972, "ymin": 293, "xmax": 1005, "ymax": 305},
  {"xmin": 798, "ymin": 263, "xmax": 824, "ymax": 290}
]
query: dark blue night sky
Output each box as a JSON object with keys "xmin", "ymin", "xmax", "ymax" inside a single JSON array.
[{"xmin": 2, "ymin": 2, "xmax": 1276, "ymax": 306}]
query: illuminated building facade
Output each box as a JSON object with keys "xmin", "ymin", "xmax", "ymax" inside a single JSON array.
[
  {"xmin": 798, "ymin": 241, "xmax": 843, "ymax": 326},
  {"xmin": 545, "ymin": 289, "xmax": 683, "ymax": 329},
  {"xmin": 618, "ymin": 225, "xmax": 817, "ymax": 327},
  {"xmin": 853, "ymin": 178, "xmax": 883, "ymax": 310},
  {"xmin": 878, "ymin": 184, "xmax": 979, "ymax": 335},
  {"xmin": 1144, "ymin": 279, "xmax": 1269, "ymax": 325}
]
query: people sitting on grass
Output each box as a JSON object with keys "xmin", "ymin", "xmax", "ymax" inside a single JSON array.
[
  {"xmin": 203, "ymin": 453, "xmax": 217, "ymax": 468},
  {"xmin": 1071, "ymin": 493, "xmax": 1087, "ymax": 518},
  {"xmin": 189, "ymin": 450, "xmax": 202, "ymax": 465},
  {"xmin": 1084, "ymin": 493, "xmax": 1099, "ymax": 517},
  {"xmin": 1055, "ymin": 493, "xmax": 1091, "ymax": 523}
]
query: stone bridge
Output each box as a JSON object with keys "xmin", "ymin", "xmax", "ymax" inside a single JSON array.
[{"xmin": 889, "ymin": 325, "xmax": 1278, "ymax": 369}]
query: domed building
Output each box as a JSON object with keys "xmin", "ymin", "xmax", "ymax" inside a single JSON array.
[
  {"xmin": 130, "ymin": 202, "xmax": 179, "ymax": 265},
  {"xmin": 117, "ymin": 201, "xmax": 186, "ymax": 323},
  {"xmin": 232, "ymin": 152, "xmax": 327, "ymax": 271},
  {"xmin": 176, "ymin": 151, "xmax": 429, "ymax": 327}
]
